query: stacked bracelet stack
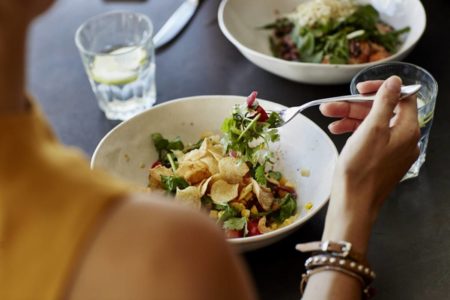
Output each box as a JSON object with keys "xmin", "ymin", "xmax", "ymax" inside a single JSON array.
[{"xmin": 296, "ymin": 241, "xmax": 376, "ymax": 299}]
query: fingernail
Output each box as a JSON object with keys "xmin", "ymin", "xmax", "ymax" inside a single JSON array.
[
  {"xmin": 328, "ymin": 122, "xmax": 335, "ymax": 131},
  {"xmin": 386, "ymin": 75, "xmax": 402, "ymax": 92}
]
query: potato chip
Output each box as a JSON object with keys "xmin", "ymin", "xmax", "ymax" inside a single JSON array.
[
  {"xmin": 251, "ymin": 179, "xmax": 274, "ymax": 211},
  {"xmin": 208, "ymin": 147, "xmax": 225, "ymax": 161},
  {"xmin": 198, "ymin": 176, "xmax": 213, "ymax": 197},
  {"xmin": 176, "ymin": 161, "xmax": 211, "ymax": 184},
  {"xmin": 181, "ymin": 149, "xmax": 207, "ymax": 162},
  {"xmin": 200, "ymin": 156, "xmax": 219, "ymax": 175},
  {"xmin": 148, "ymin": 165, "xmax": 173, "ymax": 188},
  {"xmin": 257, "ymin": 217, "xmax": 272, "ymax": 234},
  {"xmin": 210, "ymin": 179, "xmax": 239, "ymax": 204},
  {"xmin": 238, "ymin": 183, "xmax": 253, "ymax": 201},
  {"xmin": 175, "ymin": 186, "xmax": 201, "ymax": 210},
  {"xmin": 218, "ymin": 157, "xmax": 249, "ymax": 184}
]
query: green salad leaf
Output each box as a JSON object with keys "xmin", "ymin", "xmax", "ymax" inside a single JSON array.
[
  {"xmin": 151, "ymin": 133, "xmax": 185, "ymax": 167},
  {"xmin": 254, "ymin": 164, "xmax": 267, "ymax": 186},
  {"xmin": 160, "ymin": 175, "xmax": 189, "ymax": 194},
  {"xmin": 221, "ymin": 103, "xmax": 281, "ymax": 167},
  {"xmin": 223, "ymin": 217, "xmax": 247, "ymax": 231},
  {"xmin": 272, "ymin": 194, "xmax": 297, "ymax": 223},
  {"xmin": 265, "ymin": 3, "xmax": 409, "ymax": 64},
  {"xmin": 218, "ymin": 205, "xmax": 239, "ymax": 223}
]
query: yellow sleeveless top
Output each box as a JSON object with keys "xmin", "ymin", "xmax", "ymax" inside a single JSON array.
[{"xmin": 0, "ymin": 102, "xmax": 129, "ymax": 299}]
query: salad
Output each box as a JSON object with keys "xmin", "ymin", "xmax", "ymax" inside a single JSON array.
[
  {"xmin": 263, "ymin": 0, "xmax": 410, "ymax": 64},
  {"xmin": 148, "ymin": 92, "xmax": 299, "ymax": 238}
]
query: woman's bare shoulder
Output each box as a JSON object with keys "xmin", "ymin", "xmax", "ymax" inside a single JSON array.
[{"xmin": 66, "ymin": 193, "xmax": 257, "ymax": 300}]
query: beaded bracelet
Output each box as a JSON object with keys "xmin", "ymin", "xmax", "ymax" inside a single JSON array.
[
  {"xmin": 305, "ymin": 254, "xmax": 376, "ymax": 285},
  {"xmin": 297, "ymin": 241, "xmax": 376, "ymax": 299},
  {"xmin": 300, "ymin": 265, "xmax": 375, "ymax": 299}
]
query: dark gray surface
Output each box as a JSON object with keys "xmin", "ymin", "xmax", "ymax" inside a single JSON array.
[{"xmin": 28, "ymin": 0, "xmax": 450, "ymax": 299}]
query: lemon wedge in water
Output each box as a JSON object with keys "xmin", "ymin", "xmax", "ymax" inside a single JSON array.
[
  {"xmin": 90, "ymin": 46, "xmax": 147, "ymax": 85},
  {"xmin": 417, "ymin": 98, "xmax": 433, "ymax": 128}
]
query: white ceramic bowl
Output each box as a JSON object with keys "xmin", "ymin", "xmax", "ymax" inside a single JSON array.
[
  {"xmin": 218, "ymin": 0, "xmax": 426, "ymax": 85},
  {"xmin": 91, "ymin": 96, "xmax": 338, "ymax": 251}
]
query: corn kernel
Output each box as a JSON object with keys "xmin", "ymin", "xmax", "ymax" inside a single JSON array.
[
  {"xmin": 250, "ymin": 205, "xmax": 259, "ymax": 216},
  {"xmin": 209, "ymin": 210, "xmax": 219, "ymax": 219},
  {"xmin": 304, "ymin": 202, "xmax": 313, "ymax": 210},
  {"xmin": 230, "ymin": 202, "xmax": 245, "ymax": 212},
  {"xmin": 300, "ymin": 168, "xmax": 310, "ymax": 177},
  {"xmin": 241, "ymin": 209, "xmax": 250, "ymax": 218}
]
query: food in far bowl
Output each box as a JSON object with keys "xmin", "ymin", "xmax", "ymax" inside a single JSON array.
[
  {"xmin": 148, "ymin": 92, "xmax": 301, "ymax": 238},
  {"xmin": 263, "ymin": 0, "xmax": 410, "ymax": 64}
]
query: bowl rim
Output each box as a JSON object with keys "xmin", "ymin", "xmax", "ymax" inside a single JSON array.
[
  {"xmin": 91, "ymin": 95, "xmax": 339, "ymax": 244},
  {"xmin": 218, "ymin": 0, "xmax": 427, "ymax": 70}
]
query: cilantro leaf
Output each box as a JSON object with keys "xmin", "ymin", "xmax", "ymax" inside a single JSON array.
[
  {"xmin": 151, "ymin": 133, "xmax": 185, "ymax": 168},
  {"xmin": 160, "ymin": 175, "xmax": 189, "ymax": 194},
  {"xmin": 254, "ymin": 165, "xmax": 267, "ymax": 186},
  {"xmin": 223, "ymin": 217, "xmax": 247, "ymax": 231},
  {"xmin": 272, "ymin": 194, "xmax": 297, "ymax": 223},
  {"xmin": 218, "ymin": 205, "xmax": 239, "ymax": 223}
]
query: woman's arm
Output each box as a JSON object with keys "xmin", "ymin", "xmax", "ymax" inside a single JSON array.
[{"xmin": 303, "ymin": 76, "xmax": 420, "ymax": 299}]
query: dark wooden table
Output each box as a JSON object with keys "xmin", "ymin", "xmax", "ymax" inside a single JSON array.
[{"xmin": 29, "ymin": 0, "xmax": 450, "ymax": 299}]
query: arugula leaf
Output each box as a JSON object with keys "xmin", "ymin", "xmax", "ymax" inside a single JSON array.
[
  {"xmin": 223, "ymin": 217, "xmax": 247, "ymax": 231},
  {"xmin": 151, "ymin": 133, "xmax": 185, "ymax": 168},
  {"xmin": 160, "ymin": 175, "xmax": 189, "ymax": 194},
  {"xmin": 254, "ymin": 165, "xmax": 267, "ymax": 186},
  {"xmin": 221, "ymin": 103, "xmax": 281, "ymax": 167},
  {"xmin": 272, "ymin": 194, "xmax": 297, "ymax": 223},
  {"xmin": 168, "ymin": 138, "xmax": 184, "ymax": 151},
  {"xmin": 264, "ymin": 3, "xmax": 409, "ymax": 64},
  {"xmin": 151, "ymin": 133, "xmax": 169, "ymax": 153},
  {"xmin": 266, "ymin": 112, "xmax": 283, "ymax": 128}
]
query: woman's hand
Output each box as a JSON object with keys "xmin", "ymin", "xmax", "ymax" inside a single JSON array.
[
  {"xmin": 319, "ymin": 80, "xmax": 385, "ymax": 134},
  {"xmin": 321, "ymin": 76, "xmax": 420, "ymax": 255}
]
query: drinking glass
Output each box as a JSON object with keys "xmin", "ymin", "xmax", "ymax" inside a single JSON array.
[
  {"xmin": 75, "ymin": 11, "xmax": 156, "ymax": 120},
  {"xmin": 350, "ymin": 62, "xmax": 438, "ymax": 181}
]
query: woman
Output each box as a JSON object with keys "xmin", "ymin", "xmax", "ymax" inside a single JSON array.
[{"xmin": 0, "ymin": 1, "xmax": 420, "ymax": 299}]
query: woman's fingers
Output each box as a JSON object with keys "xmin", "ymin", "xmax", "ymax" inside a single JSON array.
[
  {"xmin": 393, "ymin": 95, "xmax": 419, "ymax": 126},
  {"xmin": 319, "ymin": 102, "xmax": 372, "ymax": 119},
  {"xmin": 366, "ymin": 76, "xmax": 402, "ymax": 126},
  {"xmin": 328, "ymin": 118, "xmax": 362, "ymax": 134},
  {"xmin": 356, "ymin": 80, "xmax": 384, "ymax": 94}
]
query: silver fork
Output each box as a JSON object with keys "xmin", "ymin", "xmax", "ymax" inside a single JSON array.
[{"xmin": 273, "ymin": 84, "xmax": 421, "ymax": 126}]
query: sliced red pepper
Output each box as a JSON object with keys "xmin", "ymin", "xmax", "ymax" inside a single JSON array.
[
  {"xmin": 246, "ymin": 91, "xmax": 258, "ymax": 108},
  {"xmin": 247, "ymin": 219, "xmax": 261, "ymax": 237}
]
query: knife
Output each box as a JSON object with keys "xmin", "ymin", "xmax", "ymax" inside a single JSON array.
[{"xmin": 153, "ymin": 0, "xmax": 200, "ymax": 49}]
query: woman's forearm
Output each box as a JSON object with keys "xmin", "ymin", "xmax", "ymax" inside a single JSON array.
[
  {"xmin": 302, "ymin": 184, "xmax": 375, "ymax": 300},
  {"xmin": 0, "ymin": 25, "xmax": 28, "ymax": 112}
]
